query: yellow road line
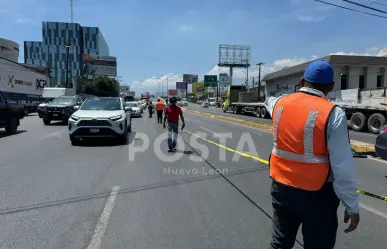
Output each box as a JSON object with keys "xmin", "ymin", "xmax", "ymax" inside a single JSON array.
[{"xmin": 184, "ymin": 129, "xmax": 387, "ymax": 202}]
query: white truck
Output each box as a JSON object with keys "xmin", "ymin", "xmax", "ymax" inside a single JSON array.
[
  {"xmin": 224, "ymin": 85, "xmax": 387, "ymax": 134},
  {"xmin": 0, "ymin": 57, "xmax": 50, "ymax": 115}
]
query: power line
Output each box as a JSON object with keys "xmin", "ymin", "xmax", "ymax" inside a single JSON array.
[
  {"xmin": 312, "ymin": 0, "xmax": 387, "ymax": 19},
  {"xmin": 342, "ymin": 0, "xmax": 387, "ymax": 14},
  {"xmin": 368, "ymin": 0, "xmax": 387, "ymax": 8}
]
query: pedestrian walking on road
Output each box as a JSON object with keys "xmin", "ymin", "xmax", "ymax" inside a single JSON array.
[
  {"xmin": 148, "ymin": 101, "xmax": 153, "ymax": 118},
  {"xmin": 163, "ymin": 97, "xmax": 185, "ymax": 152},
  {"xmin": 155, "ymin": 99, "xmax": 164, "ymax": 123},
  {"xmin": 265, "ymin": 60, "xmax": 360, "ymax": 249}
]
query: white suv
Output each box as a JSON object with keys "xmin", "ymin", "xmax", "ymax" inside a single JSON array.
[{"xmin": 68, "ymin": 97, "xmax": 132, "ymax": 145}]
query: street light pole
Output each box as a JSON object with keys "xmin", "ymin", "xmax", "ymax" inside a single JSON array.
[{"xmin": 256, "ymin": 62, "xmax": 264, "ymax": 102}]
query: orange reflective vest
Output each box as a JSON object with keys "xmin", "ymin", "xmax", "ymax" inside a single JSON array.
[
  {"xmin": 269, "ymin": 92, "xmax": 336, "ymax": 191},
  {"xmin": 156, "ymin": 102, "xmax": 164, "ymax": 111}
]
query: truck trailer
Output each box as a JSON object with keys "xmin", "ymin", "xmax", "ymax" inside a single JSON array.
[{"xmin": 0, "ymin": 57, "xmax": 50, "ymax": 115}]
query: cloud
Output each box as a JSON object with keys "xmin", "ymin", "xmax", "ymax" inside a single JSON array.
[
  {"xmin": 15, "ymin": 15, "xmax": 36, "ymax": 25},
  {"xmin": 297, "ymin": 15, "xmax": 325, "ymax": 22},
  {"xmin": 0, "ymin": 8, "xmax": 37, "ymax": 25},
  {"xmin": 179, "ymin": 24, "xmax": 193, "ymax": 32},
  {"xmin": 130, "ymin": 46, "xmax": 387, "ymax": 92}
]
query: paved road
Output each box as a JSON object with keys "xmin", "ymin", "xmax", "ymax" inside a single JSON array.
[
  {"xmin": 186, "ymin": 104, "xmax": 378, "ymax": 144},
  {"xmin": 0, "ymin": 113, "xmax": 386, "ymax": 248}
]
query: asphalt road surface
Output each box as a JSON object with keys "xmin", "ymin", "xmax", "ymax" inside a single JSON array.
[
  {"xmin": 0, "ymin": 112, "xmax": 386, "ymax": 248},
  {"xmin": 186, "ymin": 103, "xmax": 378, "ymax": 144}
]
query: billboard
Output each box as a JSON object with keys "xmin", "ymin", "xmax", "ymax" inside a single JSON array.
[
  {"xmin": 219, "ymin": 74, "xmax": 232, "ymax": 90},
  {"xmin": 83, "ymin": 54, "xmax": 117, "ymax": 77},
  {"xmin": 176, "ymin": 82, "xmax": 187, "ymax": 90},
  {"xmin": 168, "ymin": 89, "xmax": 178, "ymax": 96},
  {"xmin": 120, "ymin": 85, "xmax": 130, "ymax": 93},
  {"xmin": 183, "ymin": 74, "xmax": 198, "ymax": 85}
]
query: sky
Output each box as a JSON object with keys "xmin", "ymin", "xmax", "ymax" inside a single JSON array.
[{"xmin": 2, "ymin": 0, "xmax": 387, "ymax": 94}]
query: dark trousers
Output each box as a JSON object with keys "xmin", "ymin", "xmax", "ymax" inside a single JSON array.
[
  {"xmin": 157, "ymin": 110, "xmax": 163, "ymax": 123},
  {"xmin": 148, "ymin": 109, "xmax": 152, "ymax": 117},
  {"xmin": 270, "ymin": 180, "xmax": 340, "ymax": 249}
]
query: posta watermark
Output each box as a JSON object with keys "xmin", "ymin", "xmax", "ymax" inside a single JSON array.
[{"xmin": 128, "ymin": 131, "xmax": 262, "ymax": 163}]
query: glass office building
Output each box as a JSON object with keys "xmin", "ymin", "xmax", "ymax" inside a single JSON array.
[{"xmin": 24, "ymin": 22, "xmax": 109, "ymax": 86}]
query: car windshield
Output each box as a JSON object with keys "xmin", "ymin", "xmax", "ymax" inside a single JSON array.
[
  {"xmin": 126, "ymin": 103, "xmax": 138, "ymax": 107},
  {"xmin": 50, "ymin": 97, "xmax": 75, "ymax": 105},
  {"xmin": 80, "ymin": 99, "xmax": 122, "ymax": 110}
]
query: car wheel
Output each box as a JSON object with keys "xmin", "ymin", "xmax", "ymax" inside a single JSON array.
[
  {"xmin": 70, "ymin": 135, "xmax": 80, "ymax": 146},
  {"xmin": 118, "ymin": 126, "xmax": 128, "ymax": 145},
  {"xmin": 5, "ymin": 117, "xmax": 18, "ymax": 135},
  {"xmin": 43, "ymin": 119, "xmax": 51, "ymax": 125}
]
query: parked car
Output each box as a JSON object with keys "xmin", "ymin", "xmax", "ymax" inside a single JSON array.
[
  {"xmin": 182, "ymin": 101, "xmax": 188, "ymax": 106},
  {"xmin": 68, "ymin": 97, "xmax": 132, "ymax": 145},
  {"xmin": 41, "ymin": 95, "xmax": 84, "ymax": 125},
  {"xmin": 126, "ymin": 102, "xmax": 142, "ymax": 117}
]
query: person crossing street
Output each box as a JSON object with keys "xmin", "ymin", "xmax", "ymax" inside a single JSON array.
[
  {"xmin": 163, "ymin": 97, "xmax": 185, "ymax": 152},
  {"xmin": 265, "ymin": 60, "xmax": 360, "ymax": 249},
  {"xmin": 155, "ymin": 99, "xmax": 164, "ymax": 123}
]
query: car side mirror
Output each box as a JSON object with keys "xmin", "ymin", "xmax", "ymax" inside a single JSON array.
[
  {"xmin": 74, "ymin": 105, "xmax": 80, "ymax": 110},
  {"xmin": 125, "ymin": 107, "xmax": 132, "ymax": 112}
]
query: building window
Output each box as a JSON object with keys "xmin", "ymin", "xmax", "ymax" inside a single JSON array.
[
  {"xmin": 341, "ymin": 74, "xmax": 348, "ymax": 90},
  {"xmin": 359, "ymin": 75, "xmax": 365, "ymax": 90},
  {"xmin": 377, "ymin": 75, "xmax": 382, "ymax": 88}
]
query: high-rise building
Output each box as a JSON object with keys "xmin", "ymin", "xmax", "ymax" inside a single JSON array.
[{"xmin": 24, "ymin": 22, "xmax": 109, "ymax": 86}]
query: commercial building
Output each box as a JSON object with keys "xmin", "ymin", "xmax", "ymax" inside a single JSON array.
[
  {"xmin": 24, "ymin": 22, "xmax": 111, "ymax": 86},
  {"xmin": 263, "ymin": 55, "xmax": 387, "ymax": 97},
  {"xmin": 0, "ymin": 38, "xmax": 19, "ymax": 62}
]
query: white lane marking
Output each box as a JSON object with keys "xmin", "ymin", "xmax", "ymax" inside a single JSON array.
[
  {"xmin": 200, "ymin": 126, "xmax": 220, "ymax": 137},
  {"xmin": 360, "ymin": 202, "xmax": 387, "ymax": 220},
  {"xmin": 39, "ymin": 131, "xmax": 63, "ymax": 140},
  {"xmin": 87, "ymin": 186, "xmax": 120, "ymax": 249}
]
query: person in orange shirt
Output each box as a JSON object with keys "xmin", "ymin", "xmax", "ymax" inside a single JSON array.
[{"xmin": 155, "ymin": 99, "xmax": 164, "ymax": 123}]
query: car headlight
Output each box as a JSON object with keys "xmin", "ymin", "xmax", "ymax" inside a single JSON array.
[
  {"xmin": 110, "ymin": 115, "xmax": 122, "ymax": 121},
  {"xmin": 70, "ymin": 115, "xmax": 79, "ymax": 121}
]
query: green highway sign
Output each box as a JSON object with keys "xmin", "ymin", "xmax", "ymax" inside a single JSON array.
[{"xmin": 204, "ymin": 75, "xmax": 218, "ymax": 87}]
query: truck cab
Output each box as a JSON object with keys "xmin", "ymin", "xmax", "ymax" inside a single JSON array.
[{"xmin": 0, "ymin": 91, "xmax": 23, "ymax": 135}]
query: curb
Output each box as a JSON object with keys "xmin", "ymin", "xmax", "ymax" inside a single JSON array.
[{"xmin": 187, "ymin": 109, "xmax": 377, "ymax": 154}]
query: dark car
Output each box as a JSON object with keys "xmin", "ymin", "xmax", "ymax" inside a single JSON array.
[
  {"xmin": 375, "ymin": 125, "xmax": 387, "ymax": 159},
  {"xmin": 0, "ymin": 91, "xmax": 24, "ymax": 135},
  {"xmin": 42, "ymin": 95, "xmax": 83, "ymax": 125}
]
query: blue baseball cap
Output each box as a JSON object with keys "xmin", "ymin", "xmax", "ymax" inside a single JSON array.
[{"xmin": 303, "ymin": 60, "xmax": 334, "ymax": 84}]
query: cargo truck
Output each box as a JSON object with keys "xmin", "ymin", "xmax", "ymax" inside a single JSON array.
[
  {"xmin": 0, "ymin": 57, "xmax": 50, "ymax": 115},
  {"xmin": 223, "ymin": 84, "xmax": 387, "ymax": 134}
]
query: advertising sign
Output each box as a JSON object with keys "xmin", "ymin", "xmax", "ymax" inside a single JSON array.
[
  {"xmin": 183, "ymin": 74, "xmax": 198, "ymax": 84},
  {"xmin": 83, "ymin": 54, "xmax": 117, "ymax": 77},
  {"xmin": 219, "ymin": 75, "xmax": 232, "ymax": 88},
  {"xmin": 120, "ymin": 85, "xmax": 130, "ymax": 93},
  {"xmin": 0, "ymin": 58, "xmax": 48, "ymax": 101},
  {"xmin": 176, "ymin": 82, "xmax": 187, "ymax": 90},
  {"xmin": 169, "ymin": 89, "xmax": 178, "ymax": 96}
]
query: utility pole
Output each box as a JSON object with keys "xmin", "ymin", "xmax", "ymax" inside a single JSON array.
[
  {"xmin": 65, "ymin": 40, "xmax": 72, "ymax": 88},
  {"xmin": 256, "ymin": 62, "xmax": 264, "ymax": 102},
  {"xmin": 166, "ymin": 75, "xmax": 169, "ymax": 99},
  {"xmin": 252, "ymin": 77, "xmax": 255, "ymax": 89}
]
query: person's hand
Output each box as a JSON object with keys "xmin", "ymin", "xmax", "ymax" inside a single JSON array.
[
  {"xmin": 163, "ymin": 123, "xmax": 166, "ymax": 129},
  {"xmin": 181, "ymin": 123, "xmax": 185, "ymax": 130},
  {"xmin": 344, "ymin": 211, "xmax": 360, "ymax": 233}
]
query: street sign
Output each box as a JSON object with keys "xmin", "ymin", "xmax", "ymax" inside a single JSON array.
[{"xmin": 204, "ymin": 75, "xmax": 217, "ymax": 87}]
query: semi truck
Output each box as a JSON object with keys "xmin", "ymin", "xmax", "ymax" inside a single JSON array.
[
  {"xmin": 222, "ymin": 84, "xmax": 387, "ymax": 134},
  {"xmin": 0, "ymin": 57, "xmax": 50, "ymax": 115}
]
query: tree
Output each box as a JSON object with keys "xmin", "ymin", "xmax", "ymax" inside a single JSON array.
[{"xmin": 77, "ymin": 76, "xmax": 119, "ymax": 97}]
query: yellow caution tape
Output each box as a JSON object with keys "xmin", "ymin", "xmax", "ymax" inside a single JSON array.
[{"xmin": 185, "ymin": 130, "xmax": 387, "ymax": 202}]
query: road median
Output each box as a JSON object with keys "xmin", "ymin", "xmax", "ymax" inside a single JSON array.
[{"xmin": 186, "ymin": 109, "xmax": 376, "ymax": 154}]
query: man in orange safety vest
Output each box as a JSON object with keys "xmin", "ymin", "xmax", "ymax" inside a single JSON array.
[
  {"xmin": 265, "ymin": 60, "xmax": 360, "ymax": 249},
  {"xmin": 155, "ymin": 99, "xmax": 164, "ymax": 123}
]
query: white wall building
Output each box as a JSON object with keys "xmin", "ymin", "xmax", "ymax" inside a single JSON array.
[
  {"xmin": 0, "ymin": 38, "xmax": 19, "ymax": 63},
  {"xmin": 263, "ymin": 55, "xmax": 387, "ymax": 97}
]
